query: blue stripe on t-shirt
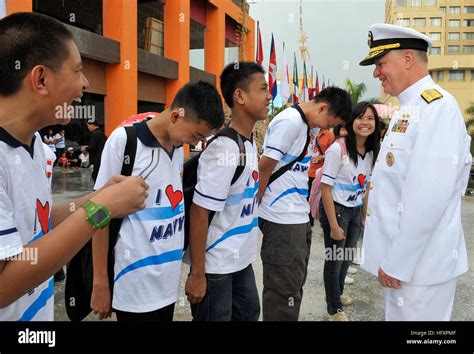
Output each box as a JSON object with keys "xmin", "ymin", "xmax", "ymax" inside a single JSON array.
[
  {"xmin": 266, "ymin": 146, "xmax": 285, "ymax": 155},
  {"xmin": 194, "ymin": 189, "xmax": 227, "ymax": 202},
  {"xmin": 114, "ymin": 248, "xmax": 183, "ymax": 283},
  {"xmin": 333, "ymin": 181, "xmax": 367, "ymax": 192},
  {"xmin": 129, "ymin": 204, "xmax": 184, "ymax": 221},
  {"xmin": 0, "ymin": 227, "xmax": 17, "ymax": 237},
  {"xmin": 225, "ymin": 183, "xmax": 259, "ymax": 206},
  {"xmin": 18, "ymin": 278, "xmax": 54, "ymax": 321},
  {"xmin": 206, "ymin": 217, "xmax": 258, "ymax": 252},
  {"xmin": 281, "ymin": 154, "xmax": 311, "ymax": 164},
  {"xmin": 270, "ymin": 187, "xmax": 308, "ymax": 207}
]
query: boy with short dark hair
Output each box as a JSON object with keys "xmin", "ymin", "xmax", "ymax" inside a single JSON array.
[
  {"xmin": 184, "ymin": 61, "xmax": 272, "ymax": 321},
  {"xmin": 91, "ymin": 81, "xmax": 224, "ymax": 321},
  {"xmin": 0, "ymin": 12, "xmax": 147, "ymax": 321},
  {"xmin": 258, "ymin": 87, "xmax": 352, "ymax": 321}
]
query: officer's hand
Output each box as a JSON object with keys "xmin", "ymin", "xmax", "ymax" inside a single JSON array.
[
  {"xmin": 378, "ymin": 267, "xmax": 401, "ymax": 289},
  {"xmin": 330, "ymin": 225, "xmax": 345, "ymax": 241},
  {"xmin": 185, "ymin": 273, "xmax": 207, "ymax": 304}
]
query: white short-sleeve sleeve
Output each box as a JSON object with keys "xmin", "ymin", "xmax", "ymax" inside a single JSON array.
[
  {"xmin": 0, "ymin": 175, "xmax": 23, "ymax": 260},
  {"xmin": 262, "ymin": 117, "xmax": 301, "ymax": 162},
  {"xmin": 94, "ymin": 128, "xmax": 127, "ymax": 191},
  {"xmin": 193, "ymin": 137, "xmax": 238, "ymax": 212},
  {"xmin": 320, "ymin": 142, "xmax": 343, "ymax": 187}
]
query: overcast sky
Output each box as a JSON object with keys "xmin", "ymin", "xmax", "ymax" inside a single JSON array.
[{"xmin": 249, "ymin": 0, "xmax": 385, "ymax": 100}]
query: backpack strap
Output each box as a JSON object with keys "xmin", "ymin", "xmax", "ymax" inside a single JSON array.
[
  {"xmin": 121, "ymin": 125, "xmax": 138, "ymax": 176},
  {"xmin": 205, "ymin": 126, "xmax": 247, "ymax": 224},
  {"xmin": 268, "ymin": 104, "xmax": 310, "ymax": 185},
  {"xmin": 109, "ymin": 125, "xmax": 138, "ymax": 248},
  {"xmin": 212, "ymin": 126, "xmax": 247, "ymax": 184}
]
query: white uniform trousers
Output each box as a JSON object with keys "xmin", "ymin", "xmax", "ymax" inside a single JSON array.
[{"xmin": 384, "ymin": 278, "xmax": 457, "ymax": 321}]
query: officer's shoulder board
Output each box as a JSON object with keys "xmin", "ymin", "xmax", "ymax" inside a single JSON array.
[{"xmin": 421, "ymin": 88, "xmax": 443, "ymax": 104}]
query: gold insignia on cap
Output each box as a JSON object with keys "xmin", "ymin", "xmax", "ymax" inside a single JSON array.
[
  {"xmin": 386, "ymin": 152, "xmax": 395, "ymax": 167},
  {"xmin": 421, "ymin": 88, "xmax": 443, "ymax": 104},
  {"xmin": 368, "ymin": 31, "xmax": 373, "ymax": 47},
  {"xmin": 369, "ymin": 43, "xmax": 401, "ymax": 54}
]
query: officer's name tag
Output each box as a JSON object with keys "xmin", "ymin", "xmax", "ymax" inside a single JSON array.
[{"xmin": 391, "ymin": 118, "xmax": 410, "ymax": 133}]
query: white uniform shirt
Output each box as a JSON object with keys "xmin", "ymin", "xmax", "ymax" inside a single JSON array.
[
  {"xmin": 43, "ymin": 135, "xmax": 56, "ymax": 152},
  {"xmin": 362, "ymin": 75, "xmax": 471, "ymax": 285},
  {"xmin": 95, "ymin": 120, "xmax": 184, "ymax": 312},
  {"xmin": 184, "ymin": 135, "xmax": 259, "ymax": 274},
  {"xmin": 321, "ymin": 140, "xmax": 373, "ymax": 207},
  {"xmin": 0, "ymin": 131, "xmax": 53, "ymax": 321},
  {"xmin": 259, "ymin": 106, "xmax": 316, "ymax": 224},
  {"xmin": 54, "ymin": 133, "xmax": 65, "ymax": 149}
]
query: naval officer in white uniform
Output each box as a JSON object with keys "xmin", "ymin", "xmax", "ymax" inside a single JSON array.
[{"xmin": 359, "ymin": 23, "xmax": 472, "ymax": 321}]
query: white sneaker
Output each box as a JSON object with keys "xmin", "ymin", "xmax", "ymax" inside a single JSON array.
[
  {"xmin": 328, "ymin": 309, "xmax": 349, "ymax": 321},
  {"xmin": 347, "ymin": 266, "xmax": 358, "ymax": 274},
  {"xmin": 344, "ymin": 276, "xmax": 354, "ymax": 285},
  {"xmin": 340, "ymin": 293, "xmax": 353, "ymax": 306}
]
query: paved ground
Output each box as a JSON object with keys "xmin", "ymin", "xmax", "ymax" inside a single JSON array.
[{"xmin": 52, "ymin": 167, "xmax": 474, "ymax": 321}]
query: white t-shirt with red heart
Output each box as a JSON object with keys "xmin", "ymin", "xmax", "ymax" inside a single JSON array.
[
  {"xmin": 94, "ymin": 120, "xmax": 184, "ymax": 313},
  {"xmin": 320, "ymin": 140, "xmax": 374, "ymax": 208},
  {"xmin": 183, "ymin": 135, "xmax": 259, "ymax": 274}
]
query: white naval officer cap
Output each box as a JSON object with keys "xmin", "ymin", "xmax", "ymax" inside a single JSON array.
[{"xmin": 359, "ymin": 23, "xmax": 432, "ymax": 66}]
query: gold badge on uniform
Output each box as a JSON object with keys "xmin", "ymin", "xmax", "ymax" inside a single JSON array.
[
  {"xmin": 367, "ymin": 31, "xmax": 373, "ymax": 47},
  {"xmin": 421, "ymin": 88, "xmax": 443, "ymax": 104},
  {"xmin": 391, "ymin": 119, "xmax": 409, "ymax": 133},
  {"xmin": 386, "ymin": 152, "xmax": 395, "ymax": 167}
]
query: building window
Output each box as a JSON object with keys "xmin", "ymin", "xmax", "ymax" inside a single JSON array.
[
  {"xmin": 409, "ymin": 0, "xmax": 421, "ymax": 6},
  {"xmin": 463, "ymin": 45, "xmax": 474, "ymax": 54},
  {"xmin": 429, "ymin": 32, "xmax": 441, "ymax": 40},
  {"xmin": 430, "ymin": 17, "xmax": 442, "ymax": 26},
  {"xmin": 471, "ymin": 70, "xmax": 474, "ymax": 80},
  {"xmin": 396, "ymin": 0, "xmax": 406, "ymax": 6},
  {"xmin": 464, "ymin": 32, "xmax": 474, "ymax": 40},
  {"xmin": 447, "ymin": 32, "xmax": 460, "ymax": 40},
  {"xmin": 413, "ymin": 18, "xmax": 426, "ymax": 27},
  {"xmin": 449, "ymin": 20, "xmax": 460, "ymax": 27},
  {"xmin": 33, "ymin": 0, "xmax": 103, "ymax": 34},
  {"xmin": 429, "ymin": 47, "xmax": 441, "ymax": 55},
  {"xmin": 439, "ymin": 6, "xmax": 446, "ymax": 13},
  {"xmin": 398, "ymin": 18, "xmax": 410, "ymax": 27},
  {"xmin": 449, "ymin": 70, "xmax": 464, "ymax": 81},
  {"xmin": 138, "ymin": 0, "xmax": 164, "ymax": 55},
  {"xmin": 423, "ymin": 0, "xmax": 436, "ymax": 6},
  {"xmin": 449, "ymin": 6, "xmax": 461, "ymax": 14},
  {"xmin": 465, "ymin": 6, "xmax": 474, "ymax": 14},
  {"xmin": 447, "ymin": 45, "xmax": 460, "ymax": 53},
  {"xmin": 464, "ymin": 20, "xmax": 474, "ymax": 27},
  {"xmin": 437, "ymin": 71, "xmax": 443, "ymax": 81}
]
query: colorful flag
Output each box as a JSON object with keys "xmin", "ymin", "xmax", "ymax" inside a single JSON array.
[
  {"xmin": 280, "ymin": 42, "xmax": 290, "ymax": 105},
  {"xmin": 268, "ymin": 33, "xmax": 277, "ymax": 100},
  {"xmin": 256, "ymin": 21, "xmax": 264, "ymax": 66},
  {"xmin": 315, "ymin": 72, "xmax": 320, "ymax": 95},
  {"xmin": 303, "ymin": 61, "xmax": 309, "ymax": 102},
  {"xmin": 292, "ymin": 52, "xmax": 299, "ymax": 104}
]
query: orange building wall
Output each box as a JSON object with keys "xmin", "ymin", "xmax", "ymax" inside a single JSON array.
[
  {"xmin": 5, "ymin": 0, "xmax": 32, "ymax": 14},
  {"xmin": 103, "ymin": 0, "xmax": 138, "ymax": 137}
]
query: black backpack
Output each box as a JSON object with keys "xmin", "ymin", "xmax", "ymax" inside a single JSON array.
[
  {"xmin": 65, "ymin": 125, "xmax": 137, "ymax": 321},
  {"xmin": 267, "ymin": 104, "xmax": 310, "ymax": 185},
  {"xmin": 183, "ymin": 127, "xmax": 246, "ymax": 250}
]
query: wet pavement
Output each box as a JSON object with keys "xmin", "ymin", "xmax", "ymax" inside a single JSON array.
[{"xmin": 52, "ymin": 167, "xmax": 474, "ymax": 321}]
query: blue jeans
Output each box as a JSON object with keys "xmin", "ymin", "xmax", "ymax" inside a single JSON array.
[
  {"xmin": 319, "ymin": 202, "xmax": 362, "ymax": 315},
  {"xmin": 190, "ymin": 264, "xmax": 260, "ymax": 321}
]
